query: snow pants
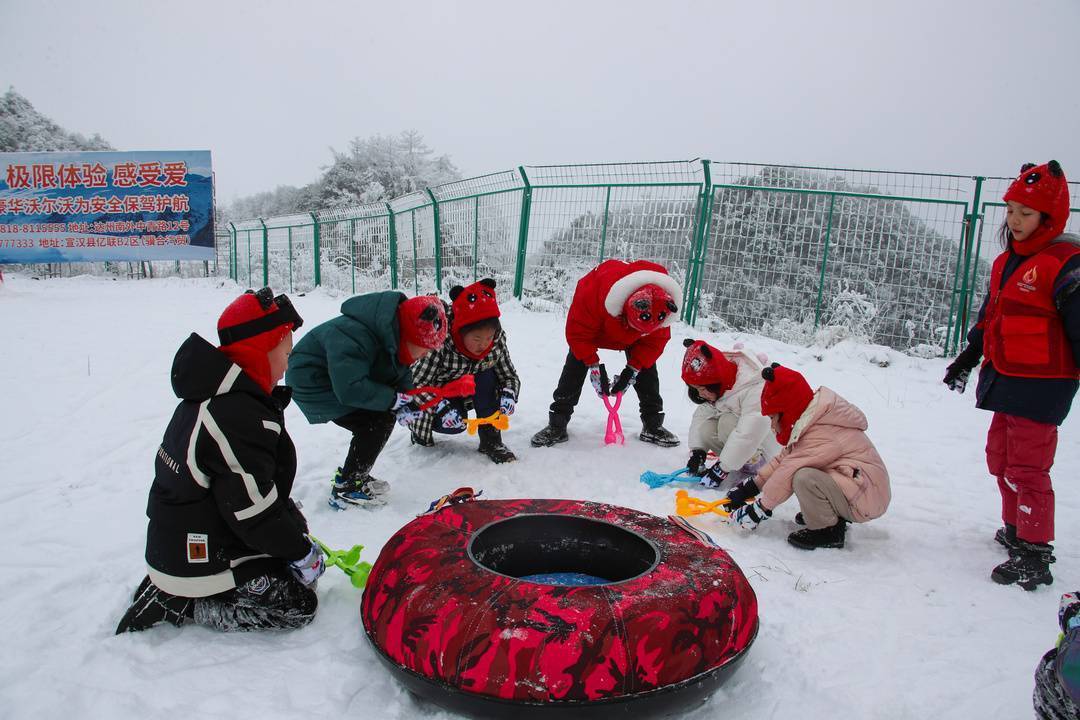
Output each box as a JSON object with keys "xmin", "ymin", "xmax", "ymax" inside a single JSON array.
[
  {"xmin": 548, "ymin": 350, "xmax": 663, "ymax": 426},
  {"xmin": 792, "ymin": 467, "xmax": 854, "ymax": 530},
  {"xmin": 333, "ymin": 408, "xmax": 395, "ymax": 481},
  {"xmin": 194, "ymin": 567, "xmax": 318, "ymax": 632},
  {"xmin": 986, "ymin": 411, "xmax": 1057, "ymax": 544},
  {"xmin": 430, "ymin": 368, "xmax": 499, "ymax": 436}
]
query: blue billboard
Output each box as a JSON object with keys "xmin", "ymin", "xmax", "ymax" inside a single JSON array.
[{"xmin": 0, "ymin": 150, "xmax": 213, "ymax": 263}]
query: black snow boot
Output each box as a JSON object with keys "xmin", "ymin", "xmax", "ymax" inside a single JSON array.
[
  {"xmin": 477, "ymin": 426, "xmax": 517, "ymax": 464},
  {"xmin": 991, "ymin": 540, "xmax": 1055, "ymax": 591},
  {"xmin": 794, "ymin": 512, "xmax": 806, "ymax": 526},
  {"xmin": 115, "ymin": 577, "xmax": 194, "ymax": 634},
  {"xmin": 994, "ymin": 523, "xmax": 1019, "ymax": 555},
  {"xmin": 639, "ymin": 418, "xmax": 680, "ymax": 447},
  {"xmin": 531, "ymin": 414, "xmax": 569, "ymax": 447},
  {"xmin": 787, "ymin": 519, "xmax": 848, "ymax": 550}
]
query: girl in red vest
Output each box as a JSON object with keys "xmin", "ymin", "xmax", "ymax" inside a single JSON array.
[{"xmin": 943, "ymin": 161, "xmax": 1080, "ymax": 590}]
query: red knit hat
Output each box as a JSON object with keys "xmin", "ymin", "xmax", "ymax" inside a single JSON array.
[
  {"xmin": 397, "ymin": 295, "xmax": 447, "ymax": 365},
  {"xmin": 1002, "ymin": 161, "xmax": 1071, "ymax": 255},
  {"xmin": 449, "ymin": 278, "xmax": 501, "ymax": 360},
  {"xmin": 217, "ymin": 288, "xmax": 303, "ymax": 393},
  {"xmin": 624, "ymin": 283, "xmax": 678, "ymax": 333},
  {"xmin": 680, "ymin": 338, "xmax": 738, "ymax": 392},
  {"xmin": 760, "ymin": 363, "xmax": 815, "ymax": 446}
]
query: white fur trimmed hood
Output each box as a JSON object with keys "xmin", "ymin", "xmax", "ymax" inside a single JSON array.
[{"xmin": 602, "ymin": 269, "xmax": 683, "ymax": 329}]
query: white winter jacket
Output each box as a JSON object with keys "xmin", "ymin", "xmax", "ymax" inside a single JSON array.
[{"xmin": 688, "ymin": 348, "xmax": 781, "ymax": 472}]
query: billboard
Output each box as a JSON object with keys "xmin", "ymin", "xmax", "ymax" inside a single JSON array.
[{"xmin": 0, "ymin": 150, "xmax": 213, "ymax": 263}]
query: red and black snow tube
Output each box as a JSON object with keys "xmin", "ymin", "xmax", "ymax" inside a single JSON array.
[{"xmin": 361, "ymin": 498, "xmax": 758, "ymax": 718}]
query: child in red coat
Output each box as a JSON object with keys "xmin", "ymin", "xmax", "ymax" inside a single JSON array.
[
  {"xmin": 943, "ymin": 161, "xmax": 1080, "ymax": 590},
  {"xmin": 531, "ymin": 259, "xmax": 682, "ymax": 447}
]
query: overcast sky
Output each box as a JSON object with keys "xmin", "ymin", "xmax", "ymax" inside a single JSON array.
[{"xmin": 3, "ymin": 0, "xmax": 1077, "ymax": 201}]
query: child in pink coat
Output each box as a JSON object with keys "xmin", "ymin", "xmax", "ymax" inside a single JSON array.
[{"xmin": 725, "ymin": 363, "xmax": 891, "ymax": 550}]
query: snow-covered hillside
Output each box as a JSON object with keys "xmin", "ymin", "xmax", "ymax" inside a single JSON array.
[{"xmin": 0, "ymin": 274, "xmax": 1074, "ymax": 719}]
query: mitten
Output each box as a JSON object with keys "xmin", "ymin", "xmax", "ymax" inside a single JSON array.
[
  {"xmin": 724, "ymin": 477, "xmax": 760, "ymax": 512},
  {"xmin": 499, "ymin": 388, "xmax": 517, "ymax": 416},
  {"xmin": 700, "ymin": 464, "xmax": 729, "ymax": 489},
  {"xmin": 609, "ymin": 365, "xmax": 639, "ymax": 395},
  {"xmin": 728, "ymin": 499, "xmax": 772, "ymax": 530},
  {"xmin": 588, "ymin": 364, "xmax": 610, "ymax": 398},
  {"xmin": 687, "ymin": 449, "xmax": 708, "ymax": 476},
  {"xmin": 288, "ymin": 541, "xmax": 326, "ymax": 587},
  {"xmin": 433, "ymin": 400, "xmax": 466, "ymax": 431},
  {"xmin": 392, "ymin": 393, "xmax": 422, "ymax": 426}
]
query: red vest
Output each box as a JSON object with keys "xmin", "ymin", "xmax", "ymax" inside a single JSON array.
[{"xmin": 983, "ymin": 242, "xmax": 1080, "ymax": 379}]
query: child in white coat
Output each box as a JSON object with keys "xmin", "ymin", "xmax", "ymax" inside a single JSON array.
[{"xmin": 681, "ymin": 339, "xmax": 781, "ymax": 488}]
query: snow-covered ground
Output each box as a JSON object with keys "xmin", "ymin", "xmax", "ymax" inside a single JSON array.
[{"xmin": 1, "ymin": 273, "xmax": 1075, "ymax": 720}]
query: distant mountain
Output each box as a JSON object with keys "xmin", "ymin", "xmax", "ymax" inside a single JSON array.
[{"xmin": 0, "ymin": 88, "xmax": 113, "ymax": 152}]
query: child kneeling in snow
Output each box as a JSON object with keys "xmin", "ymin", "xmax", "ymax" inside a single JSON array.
[
  {"xmin": 725, "ymin": 363, "xmax": 891, "ymax": 550},
  {"xmin": 681, "ymin": 338, "xmax": 780, "ymax": 488},
  {"xmin": 116, "ymin": 289, "xmax": 325, "ymax": 634},
  {"xmin": 286, "ymin": 292, "xmax": 447, "ymax": 509},
  {"xmin": 409, "ymin": 279, "xmax": 521, "ymax": 464}
]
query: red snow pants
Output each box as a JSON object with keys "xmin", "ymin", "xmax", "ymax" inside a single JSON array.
[{"xmin": 985, "ymin": 411, "xmax": 1057, "ymax": 544}]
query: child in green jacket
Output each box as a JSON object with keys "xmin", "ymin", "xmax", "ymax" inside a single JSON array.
[{"xmin": 286, "ymin": 291, "xmax": 446, "ymax": 509}]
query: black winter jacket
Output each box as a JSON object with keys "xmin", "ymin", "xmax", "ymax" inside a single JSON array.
[{"xmin": 144, "ymin": 333, "xmax": 310, "ymax": 597}]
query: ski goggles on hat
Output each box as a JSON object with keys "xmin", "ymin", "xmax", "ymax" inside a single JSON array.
[{"xmin": 218, "ymin": 287, "xmax": 304, "ymax": 346}]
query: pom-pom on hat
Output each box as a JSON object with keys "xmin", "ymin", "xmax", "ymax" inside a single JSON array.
[
  {"xmin": 680, "ymin": 338, "xmax": 738, "ymax": 392},
  {"xmin": 217, "ymin": 287, "xmax": 303, "ymax": 393},
  {"xmin": 1002, "ymin": 160, "xmax": 1071, "ymax": 254},
  {"xmin": 397, "ymin": 295, "xmax": 447, "ymax": 365},
  {"xmin": 624, "ymin": 284, "xmax": 678, "ymax": 333},
  {"xmin": 760, "ymin": 362, "xmax": 814, "ymax": 446},
  {"xmin": 449, "ymin": 278, "xmax": 501, "ymax": 360}
]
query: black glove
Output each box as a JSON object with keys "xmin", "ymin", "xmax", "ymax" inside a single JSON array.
[
  {"xmin": 724, "ymin": 477, "xmax": 760, "ymax": 512},
  {"xmin": 687, "ymin": 449, "xmax": 708, "ymax": 476},
  {"xmin": 943, "ymin": 344, "xmax": 981, "ymax": 394},
  {"xmin": 609, "ymin": 365, "xmax": 639, "ymax": 395}
]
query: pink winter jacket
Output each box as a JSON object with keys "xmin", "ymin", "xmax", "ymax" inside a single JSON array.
[{"xmin": 756, "ymin": 387, "xmax": 890, "ymax": 523}]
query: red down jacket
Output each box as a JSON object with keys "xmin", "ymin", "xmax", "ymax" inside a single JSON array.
[{"xmin": 565, "ymin": 259, "xmax": 682, "ymax": 370}]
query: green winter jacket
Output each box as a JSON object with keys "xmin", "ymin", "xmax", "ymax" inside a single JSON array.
[{"xmin": 286, "ymin": 291, "xmax": 414, "ymax": 423}]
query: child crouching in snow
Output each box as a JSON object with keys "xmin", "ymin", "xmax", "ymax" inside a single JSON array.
[
  {"xmin": 725, "ymin": 363, "xmax": 891, "ymax": 550},
  {"xmin": 285, "ymin": 291, "xmax": 447, "ymax": 509},
  {"xmin": 681, "ymin": 338, "xmax": 780, "ymax": 489},
  {"xmin": 410, "ymin": 279, "xmax": 521, "ymax": 463},
  {"xmin": 116, "ymin": 289, "xmax": 325, "ymax": 634}
]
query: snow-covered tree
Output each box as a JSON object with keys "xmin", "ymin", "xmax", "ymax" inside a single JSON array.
[{"xmin": 0, "ymin": 88, "xmax": 113, "ymax": 152}]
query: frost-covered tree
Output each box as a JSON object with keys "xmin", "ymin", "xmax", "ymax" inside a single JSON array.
[{"xmin": 0, "ymin": 88, "xmax": 113, "ymax": 152}]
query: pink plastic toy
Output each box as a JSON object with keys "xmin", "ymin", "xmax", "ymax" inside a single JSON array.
[{"xmin": 603, "ymin": 392, "xmax": 624, "ymax": 445}]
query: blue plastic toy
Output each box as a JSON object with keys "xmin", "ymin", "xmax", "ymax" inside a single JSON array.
[{"xmin": 639, "ymin": 467, "xmax": 695, "ymax": 489}]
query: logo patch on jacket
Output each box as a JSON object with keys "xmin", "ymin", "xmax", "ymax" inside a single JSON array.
[
  {"xmin": 1018, "ymin": 266, "xmax": 1038, "ymax": 293},
  {"xmin": 186, "ymin": 533, "xmax": 209, "ymax": 563}
]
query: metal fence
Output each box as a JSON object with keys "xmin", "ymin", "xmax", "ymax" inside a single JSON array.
[{"xmin": 21, "ymin": 159, "xmax": 1076, "ymax": 357}]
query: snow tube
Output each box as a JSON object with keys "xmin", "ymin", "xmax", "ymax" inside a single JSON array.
[{"xmin": 361, "ymin": 498, "xmax": 758, "ymax": 718}]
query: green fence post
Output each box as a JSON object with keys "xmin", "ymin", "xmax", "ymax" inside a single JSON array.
[
  {"xmin": 228, "ymin": 222, "xmax": 237, "ymax": 281},
  {"xmin": 598, "ymin": 186, "xmax": 613, "ymax": 261},
  {"xmin": 411, "ymin": 210, "xmax": 419, "ymax": 292},
  {"xmin": 350, "ymin": 219, "xmax": 357, "ymax": 295},
  {"xmin": 685, "ymin": 159, "xmax": 713, "ymax": 325},
  {"xmin": 813, "ymin": 194, "xmax": 838, "ymax": 329},
  {"xmin": 246, "ymin": 230, "xmax": 252, "ymax": 287},
  {"xmin": 385, "ymin": 203, "xmax": 398, "ymax": 289},
  {"xmin": 953, "ymin": 176, "xmax": 984, "ymax": 355},
  {"xmin": 473, "ymin": 196, "xmax": 480, "ymax": 282},
  {"xmin": 426, "ymin": 188, "xmax": 442, "ymax": 292},
  {"xmin": 259, "ymin": 218, "xmax": 269, "ymax": 288},
  {"xmin": 514, "ymin": 166, "xmax": 533, "ymax": 300},
  {"xmin": 309, "ymin": 212, "xmax": 321, "ymax": 288},
  {"xmin": 287, "ymin": 226, "xmax": 293, "ymax": 293}
]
